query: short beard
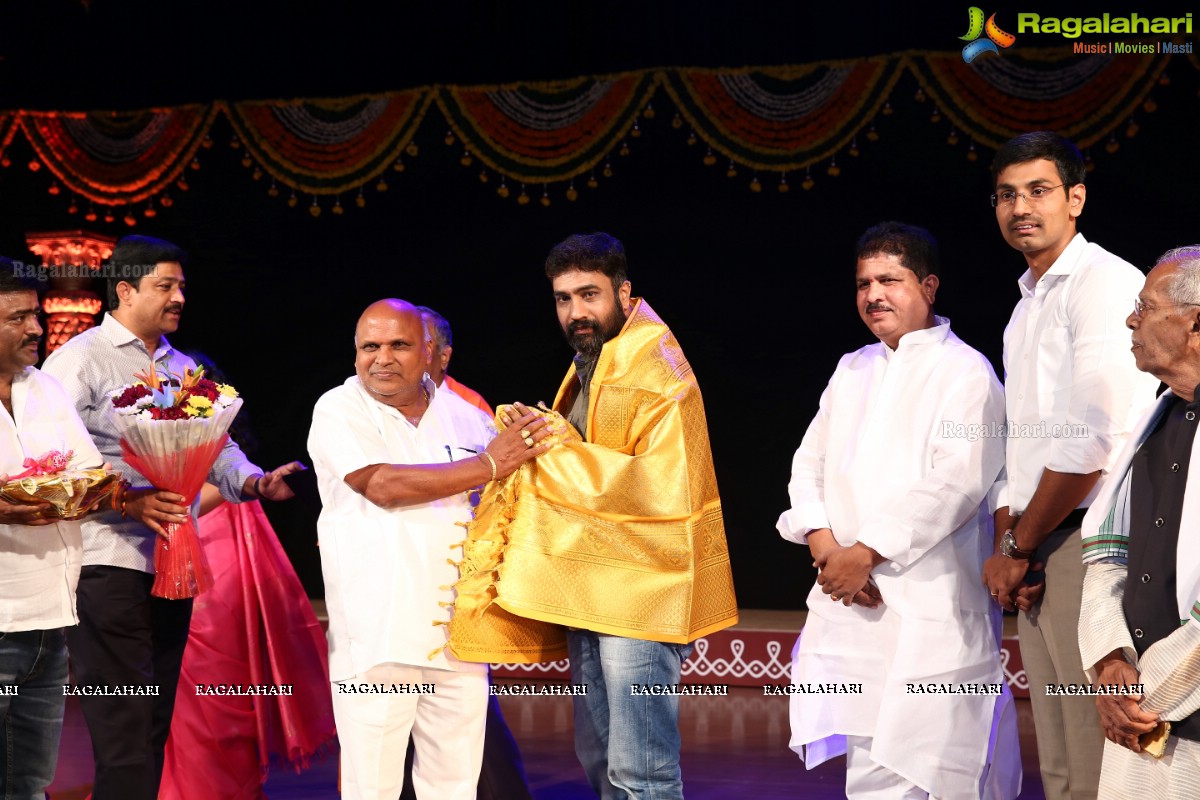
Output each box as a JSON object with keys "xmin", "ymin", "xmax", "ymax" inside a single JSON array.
[{"xmin": 565, "ymin": 304, "xmax": 627, "ymax": 359}]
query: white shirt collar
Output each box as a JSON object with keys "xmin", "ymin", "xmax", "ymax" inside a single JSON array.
[
  {"xmin": 882, "ymin": 315, "xmax": 951, "ymax": 358},
  {"xmin": 1017, "ymin": 233, "xmax": 1086, "ymax": 297},
  {"xmin": 348, "ymin": 373, "xmax": 439, "ymax": 419}
]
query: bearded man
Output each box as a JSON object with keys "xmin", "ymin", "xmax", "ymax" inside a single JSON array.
[{"xmin": 458, "ymin": 232, "xmax": 738, "ymax": 799}]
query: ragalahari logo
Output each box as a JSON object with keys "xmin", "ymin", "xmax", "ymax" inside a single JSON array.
[{"xmin": 960, "ymin": 7, "xmax": 1017, "ymax": 62}]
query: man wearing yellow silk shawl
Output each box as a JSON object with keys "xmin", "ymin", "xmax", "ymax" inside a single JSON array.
[{"xmin": 453, "ymin": 233, "xmax": 737, "ymax": 799}]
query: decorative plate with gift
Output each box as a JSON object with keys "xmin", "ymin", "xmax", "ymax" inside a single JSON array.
[{"xmin": 0, "ymin": 450, "xmax": 120, "ymax": 519}]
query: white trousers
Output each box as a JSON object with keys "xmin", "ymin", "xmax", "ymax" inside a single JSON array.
[
  {"xmin": 332, "ymin": 662, "xmax": 488, "ymax": 800},
  {"xmin": 846, "ymin": 735, "xmax": 934, "ymax": 799}
]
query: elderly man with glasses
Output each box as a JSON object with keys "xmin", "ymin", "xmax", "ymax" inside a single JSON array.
[
  {"xmin": 1078, "ymin": 245, "xmax": 1200, "ymax": 798},
  {"xmin": 981, "ymin": 131, "xmax": 1160, "ymax": 800}
]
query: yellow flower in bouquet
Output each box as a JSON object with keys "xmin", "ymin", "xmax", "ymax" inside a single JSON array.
[{"xmin": 183, "ymin": 395, "xmax": 214, "ymax": 418}]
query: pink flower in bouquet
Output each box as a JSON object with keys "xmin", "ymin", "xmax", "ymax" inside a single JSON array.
[{"xmin": 110, "ymin": 365, "xmax": 243, "ymax": 599}]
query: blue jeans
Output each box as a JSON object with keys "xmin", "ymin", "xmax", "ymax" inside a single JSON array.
[
  {"xmin": 0, "ymin": 627, "xmax": 68, "ymax": 800},
  {"xmin": 567, "ymin": 630, "xmax": 693, "ymax": 800}
]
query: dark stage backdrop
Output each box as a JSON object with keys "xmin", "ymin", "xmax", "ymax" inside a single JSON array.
[{"xmin": 2, "ymin": 5, "xmax": 1198, "ymax": 609}]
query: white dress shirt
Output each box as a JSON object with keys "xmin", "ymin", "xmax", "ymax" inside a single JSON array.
[
  {"xmin": 998, "ymin": 234, "xmax": 1160, "ymax": 514},
  {"xmin": 0, "ymin": 367, "xmax": 102, "ymax": 631},
  {"xmin": 42, "ymin": 313, "xmax": 261, "ymax": 572},
  {"xmin": 308, "ymin": 376, "xmax": 494, "ymax": 681}
]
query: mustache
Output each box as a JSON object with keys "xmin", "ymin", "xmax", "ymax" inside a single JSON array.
[
  {"xmin": 165, "ymin": 303, "xmax": 183, "ymax": 313},
  {"xmin": 21, "ymin": 335, "xmax": 39, "ymax": 347},
  {"xmin": 866, "ymin": 303, "xmax": 892, "ymax": 313},
  {"xmin": 568, "ymin": 319, "xmax": 598, "ymax": 334}
]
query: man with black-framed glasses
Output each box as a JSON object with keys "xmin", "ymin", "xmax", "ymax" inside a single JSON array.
[{"xmin": 981, "ymin": 131, "xmax": 1159, "ymax": 800}]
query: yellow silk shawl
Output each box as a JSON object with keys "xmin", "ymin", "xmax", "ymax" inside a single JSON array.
[{"xmin": 446, "ymin": 298, "xmax": 738, "ymax": 664}]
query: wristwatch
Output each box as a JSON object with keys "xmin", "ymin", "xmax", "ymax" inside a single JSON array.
[{"xmin": 1000, "ymin": 529, "xmax": 1035, "ymax": 560}]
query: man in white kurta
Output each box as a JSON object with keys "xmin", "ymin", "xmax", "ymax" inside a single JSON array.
[
  {"xmin": 778, "ymin": 223, "xmax": 1020, "ymax": 799},
  {"xmin": 1078, "ymin": 248, "xmax": 1200, "ymax": 799},
  {"xmin": 308, "ymin": 299, "xmax": 551, "ymax": 800}
]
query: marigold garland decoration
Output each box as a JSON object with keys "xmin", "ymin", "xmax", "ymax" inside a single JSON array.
[
  {"xmin": 0, "ymin": 49, "xmax": 1183, "ymax": 209},
  {"xmin": 908, "ymin": 48, "xmax": 1169, "ymax": 149},
  {"xmin": 226, "ymin": 91, "xmax": 433, "ymax": 195},
  {"xmin": 436, "ymin": 72, "xmax": 657, "ymax": 183},
  {"xmin": 661, "ymin": 60, "xmax": 900, "ymax": 172},
  {"xmin": 18, "ymin": 105, "xmax": 217, "ymax": 205}
]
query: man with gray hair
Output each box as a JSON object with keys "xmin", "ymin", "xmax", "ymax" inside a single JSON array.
[
  {"xmin": 415, "ymin": 306, "xmax": 491, "ymax": 416},
  {"xmin": 1079, "ymin": 246, "xmax": 1200, "ymax": 797}
]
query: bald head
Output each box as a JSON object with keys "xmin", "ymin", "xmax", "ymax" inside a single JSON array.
[
  {"xmin": 356, "ymin": 298, "xmax": 422, "ymax": 341},
  {"xmin": 354, "ymin": 298, "xmax": 432, "ymax": 407}
]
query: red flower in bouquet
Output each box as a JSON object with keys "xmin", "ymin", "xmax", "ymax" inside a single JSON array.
[{"xmin": 110, "ymin": 364, "xmax": 243, "ymax": 599}]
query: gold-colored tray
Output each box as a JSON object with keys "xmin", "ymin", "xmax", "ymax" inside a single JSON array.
[{"xmin": 0, "ymin": 470, "xmax": 121, "ymax": 520}]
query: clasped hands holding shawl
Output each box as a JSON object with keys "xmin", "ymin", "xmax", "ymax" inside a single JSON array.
[{"xmin": 444, "ymin": 299, "xmax": 738, "ymax": 663}]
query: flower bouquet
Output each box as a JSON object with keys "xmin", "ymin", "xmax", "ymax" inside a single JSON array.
[
  {"xmin": 110, "ymin": 365, "xmax": 242, "ymax": 599},
  {"xmin": 0, "ymin": 450, "xmax": 120, "ymax": 519}
]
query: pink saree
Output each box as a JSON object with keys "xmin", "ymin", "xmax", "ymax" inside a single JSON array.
[{"xmin": 159, "ymin": 500, "xmax": 335, "ymax": 799}]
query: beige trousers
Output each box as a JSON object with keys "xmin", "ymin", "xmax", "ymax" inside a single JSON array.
[{"xmin": 1018, "ymin": 527, "xmax": 1104, "ymax": 800}]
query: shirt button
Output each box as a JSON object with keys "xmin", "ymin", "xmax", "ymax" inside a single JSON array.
[
  {"xmin": 1134, "ymin": 628, "xmax": 1144, "ymax": 638},
  {"xmin": 1156, "ymin": 517, "xmax": 1165, "ymax": 527},
  {"xmin": 1188, "ymin": 411, "xmax": 1197, "ymax": 421},
  {"xmin": 1142, "ymin": 573, "xmax": 1152, "ymax": 583},
  {"xmin": 1173, "ymin": 463, "xmax": 1181, "ymax": 472}
]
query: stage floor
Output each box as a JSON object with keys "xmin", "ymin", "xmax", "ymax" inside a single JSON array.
[{"xmin": 49, "ymin": 683, "xmax": 1046, "ymax": 799}]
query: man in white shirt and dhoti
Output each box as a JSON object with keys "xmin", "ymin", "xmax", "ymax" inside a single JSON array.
[
  {"xmin": 778, "ymin": 222, "xmax": 1021, "ymax": 798},
  {"xmin": 1079, "ymin": 246, "xmax": 1200, "ymax": 799},
  {"xmin": 308, "ymin": 298, "xmax": 553, "ymax": 800}
]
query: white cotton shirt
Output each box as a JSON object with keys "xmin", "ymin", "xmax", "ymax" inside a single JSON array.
[
  {"xmin": 308, "ymin": 376, "xmax": 494, "ymax": 681},
  {"xmin": 997, "ymin": 234, "xmax": 1160, "ymax": 514},
  {"xmin": 0, "ymin": 367, "xmax": 102, "ymax": 631}
]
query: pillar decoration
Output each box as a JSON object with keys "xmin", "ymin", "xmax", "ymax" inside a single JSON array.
[
  {"xmin": 25, "ymin": 230, "xmax": 116, "ymax": 353},
  {"xmin": 41, "ymin": 291, "xmax": 105, "ymax": 350}
]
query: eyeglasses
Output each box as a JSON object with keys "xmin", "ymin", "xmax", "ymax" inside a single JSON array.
[
  {"xmin": 1132, "ymin": 298, "xmax": 1200, "ymax": 318},
  {"xmin": 989, "ymin": 184, "xmax": 1065, "ymax": 208}
]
